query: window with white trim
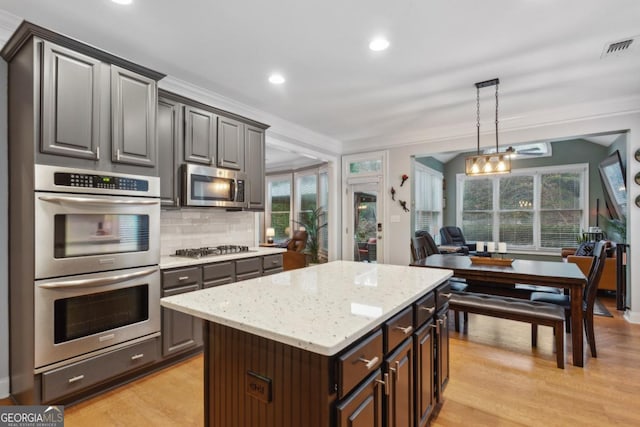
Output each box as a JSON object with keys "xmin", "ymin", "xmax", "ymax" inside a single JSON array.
[
  {"xmin": 457, "ymin": 164, "xmax": 588, "ymax": 250},
  {"xmin": 266, "ymin": 174, "xmax": 292, "ymax": 241},
  {"xmin": 413, "ymin": 163, "xmax": 443, "ymax": 238}
]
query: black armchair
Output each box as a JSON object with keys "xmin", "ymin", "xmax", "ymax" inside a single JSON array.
[{"xmin": 439, "ymin": 226, "xmax": 476, "ymax": 254}]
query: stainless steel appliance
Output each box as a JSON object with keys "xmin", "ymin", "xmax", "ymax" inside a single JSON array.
[
  {"xmin": 33, "ymin": 164, "xmax": 161, "ymax": 369},
  {"xmin": 182, "ymin": 163, "xmax": 247, "ymax": 208},
  {"xmin": 34, "ymin": 165, "xmax": 161, "ymax": 279},
  {"xmin": 34, "ymin": 266, "xmax": 160, "ymax": 368},
  {"xmin": 172, "ymin": 244, "xmax": 253, "ymax": 259}
]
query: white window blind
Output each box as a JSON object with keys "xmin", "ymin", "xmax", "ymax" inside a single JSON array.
[
  {"xmin": 413, "ymin": 164, "xmax": 443, "ymax": 237},
  {"xmin": 458, "ymin": 165, "xmax": 587, "ymax": 251}
]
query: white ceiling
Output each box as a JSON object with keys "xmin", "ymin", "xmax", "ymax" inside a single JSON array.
[{"xmin": 1, "ymin": 0, "xmax": 640, "ymax": 159}]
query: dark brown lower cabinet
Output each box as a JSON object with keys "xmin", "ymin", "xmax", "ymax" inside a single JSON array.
[
  {"xmin": 385, "ymin": 337, "xmax": 414, "ymax": 427},
  {"xmin": 414, "ymin": 320, "xmax": 436, "ymax": 427},
  {"xmin": 436, "ymin": 308, "xmax": 450, "ymax": 400},
  {"xmin": 336, "ymin": 370, "xmax": 384, "ymax": 427}
]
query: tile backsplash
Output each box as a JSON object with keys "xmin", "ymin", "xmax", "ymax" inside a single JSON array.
[{"xmin": 160, "ymin": 209, "xmax": 257, "ymax": 256}]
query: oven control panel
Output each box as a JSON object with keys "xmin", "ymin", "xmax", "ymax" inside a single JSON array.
[{"xmin": 54, "ymin": 172, "xmax": 149, "ymax": 192}]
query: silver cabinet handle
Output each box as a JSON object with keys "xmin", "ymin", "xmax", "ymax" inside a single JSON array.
[
  {"xmin": 375, "ymin": 373, "xmax": 390, "ymax": 396},
  {"xmin": 395, "ymin": 360, "xmax": 401, "ymax": 376},
  {"xmin": 420, "ymin": 306, "xmax": 435, "ymax": 314},
  {"xmin": 394, "ymin": 325, "xmax": 413, "ymax": 335},
  {"xmin": 131, "ymin": 353, "xmax": 144, "ymax": 361},
  {"xmin": 38, "ymin": 267, "xmax": 157, "ymax": 289},
  {"xmin": 96, "ymin": 146, "xmax": 100, "ymax": 160},
  {"xmin": 441, "ymin": 293, "xmax": 452, "ymax": 299},
  {"xmin": 68, "ymin": 375, "xmax": 84, "ymax": 384},
  {"xmin": 178, "ymin": 276, "xmax": 190, "ymax": 281},
  {"xmin": 116, "ymin": 149, "xmax": 121, "ymax": 161},
  {"xmin": 39, "ymin": 195, "xmax": 159, "ymax": 205},
  {"xmin": 358, "ymin": 356, "xmax": 379, "ymax": 370}
]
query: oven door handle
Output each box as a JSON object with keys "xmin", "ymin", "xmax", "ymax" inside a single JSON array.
[
  {"xmin": 38, "ymin": 195, "xmax": 159, "ymax": 206},
  {"xmin": 37, "ymin": 267, "xmax": 158, "ymax": 289}
]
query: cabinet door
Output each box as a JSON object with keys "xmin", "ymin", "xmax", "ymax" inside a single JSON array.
[
  {"xmin": 157, "ymin": 97, "xmax": 182, "ymax": 206},
  {"xmin": 162, "ymin": 284, "xmax": 203, "ymax": 357},
  {"xmin": 415, "ymin": 321, "xmax": 436, "ymax": 427},
  {"xmin": 436, "ymin": 309, "xmax": 449, "ymax": 401},
  {"xmin": 41, "ymin": 41, "xmax": 101, "ymax": 160},
  {"xmin": 111, "ymin": 65, "xmax": 157, "ymax": 167},
  {"xmin": 245, "ymin": 125, "xmax": 265, "ymax": 210},
  {"xmin": 184, "ymin": 105, "xmax": 217, "ymax": 165},
  {"xmin": 217, "ymin": 116, "xmax": 244, "ymax": 170},
  {"xmin": 336, "ymin": 370, "xmax": 383, "ymax": 427},
  {"xmin": 385, "ymin": 337, "xmax": 414, "ymax": 427}
]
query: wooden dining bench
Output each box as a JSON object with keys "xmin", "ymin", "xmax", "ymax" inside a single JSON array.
[{"xmin": 449, "ymin": 292, "xmax": 566, "ymax": 368}]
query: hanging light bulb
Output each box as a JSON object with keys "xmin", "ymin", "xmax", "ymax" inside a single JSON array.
[
  {"xmin": 471, "ymin": 158, "xmax": 480, "ymax": 174},
  {"xmin": 497, "ymin": 155, "xmax": 506, "ymax": 172}
]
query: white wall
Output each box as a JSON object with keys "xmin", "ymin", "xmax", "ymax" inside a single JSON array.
[
  {"xmin": 381, "ymin": 111, "xmax": 640, "ymax": 322},
  {"xmin": 0, "ymin": 58, "xmax": 8, "ymax": 398}
]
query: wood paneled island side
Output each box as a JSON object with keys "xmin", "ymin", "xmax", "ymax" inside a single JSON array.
[{"xmin": 161, "ymin": 261, "xmax": 452, "ymax": 427}]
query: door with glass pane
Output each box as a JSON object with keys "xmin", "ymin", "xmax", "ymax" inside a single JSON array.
[{"xmin": 348, "ymin": 182, "xmax": 382, "ymax": 263}]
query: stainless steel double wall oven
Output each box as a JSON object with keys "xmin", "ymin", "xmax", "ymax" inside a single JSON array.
[{"xmin": 34, "ymin": 165, "xmax": 161, "ymax": 369}]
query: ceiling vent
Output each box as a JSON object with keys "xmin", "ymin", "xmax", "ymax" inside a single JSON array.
[{"xmin": 601, "ymin": 37, "xmax": 638, "ymax": 58}]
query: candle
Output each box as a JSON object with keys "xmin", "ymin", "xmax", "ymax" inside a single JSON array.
[
  {"xmin": 476, "ymin": 241, "xmax": 484, "ymax": 252},
  {"xmin": 487, "ymin": 242, "xmax": 495, "ymax": 252},
  {"xmin": 498, "ymin": 242, "xmax": 507, "ymax": 253}
]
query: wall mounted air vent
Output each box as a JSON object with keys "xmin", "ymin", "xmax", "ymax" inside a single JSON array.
[{"xmin": 601, "ymin": 37, "xmax": 638, "ymax": 58}]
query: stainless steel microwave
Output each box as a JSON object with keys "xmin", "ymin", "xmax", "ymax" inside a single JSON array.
[{"xmin": 182, "ymin": 164, "xmax": 247, "ymax": 208}]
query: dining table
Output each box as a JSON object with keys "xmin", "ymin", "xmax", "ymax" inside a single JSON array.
[{"xmin": 410, "ymin": 254, "xmax": 588, "ymax": 367}]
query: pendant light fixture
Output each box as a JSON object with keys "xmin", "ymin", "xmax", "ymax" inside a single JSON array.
[{"xmin": 465, "ymin": 78, "xmax": 511, "ymax": 175}]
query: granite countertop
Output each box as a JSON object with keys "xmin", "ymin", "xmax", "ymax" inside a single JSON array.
[
  {"xmin": 161, "ymin": 260, "xmax": 452, "ymax": 356},
  {"xmin": 159, "ymin": 247, "xmax": 286, "ymax": 269}
]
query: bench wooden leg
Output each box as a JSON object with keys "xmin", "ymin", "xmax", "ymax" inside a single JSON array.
[
  {"xmin": 555, "ymin": 321, "xmax": 565, "ymax": 369},
  {"xmin": 531, "ymin": 324, "xmax": 538, "ymax": 347}
]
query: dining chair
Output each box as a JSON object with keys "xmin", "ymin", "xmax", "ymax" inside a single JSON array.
[
  {"xmin": 410, "ymin": 236, "xmax": 429, "ymax": 262},
  {"xmin": 530, "ymin": 240, "xmax": 607, "ymax": 357}
]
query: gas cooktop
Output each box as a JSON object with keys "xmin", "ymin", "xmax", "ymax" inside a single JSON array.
[{"xmin": 172, "ymin": 245, "xmax": 253, "ymax": 259}]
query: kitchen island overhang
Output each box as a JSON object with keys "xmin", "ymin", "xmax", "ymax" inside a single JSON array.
[{"xmin": 161, "ymin": 261, "xmax": 453, "ymax": 426}]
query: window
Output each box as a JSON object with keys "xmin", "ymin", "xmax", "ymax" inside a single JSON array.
[
  {"xmin": 266, "ymin": 175, "xmax": 292, "ymax": 240},
  {"xmin": 413, "ymin": 163, "xmax": 443, "ymax": 239},
  {"xmin": 457, "ymin": 164, "xmax": 587, "ymax": 251},
  {"xmin": 318, "ymin": 168, "xmax": 329, "ymax": 253},
  {"xmin": 295, "ymin": 172, "xmax": 317, "ymax": 226}
]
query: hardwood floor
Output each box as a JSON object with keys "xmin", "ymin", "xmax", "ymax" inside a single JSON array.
[{"xmin": 2, "ymin": 296, "xmax": 639, "ymax": 426}]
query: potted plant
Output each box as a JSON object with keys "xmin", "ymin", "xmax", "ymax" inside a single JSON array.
[{"xmin": 293, "ymin": 207, "xmax": 328, "ymax": 263}]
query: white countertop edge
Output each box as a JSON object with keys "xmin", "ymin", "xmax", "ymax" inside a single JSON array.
[
  {"xmin": 160, "ymin": 247, "xmax": 286, "ymax": 269},
  {"xmin": 160, "ymin": 270, "xmax": 452, "ymax": 356}
]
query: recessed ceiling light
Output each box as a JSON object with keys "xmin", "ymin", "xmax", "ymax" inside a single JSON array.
[
  {"xmin": 268, "ymin": 74, "xmax": 286, "ymax": 85},
  {"xmin": 111, "ymin": 0, "xmax": 133, "ymax": 5},
  {"xmin": 369, "ymin": 38, "xmax": 390, "ymax": 52}
]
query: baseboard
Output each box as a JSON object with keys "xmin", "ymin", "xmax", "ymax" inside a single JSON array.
[
  {"xmin": 0, "ymin": 376, "xmax": 9, "ymax": 398},
  {"xmin": 624, "ymin": 309, "xmax": 640, "ymax": 324}
]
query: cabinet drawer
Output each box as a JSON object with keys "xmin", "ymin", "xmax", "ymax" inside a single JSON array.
[
  {"xmin": 414, "ymin": 292, "xmax": 436, "ymax": 327},
  {"xmin": 203, "ymin": 261, "xmax": 235, "ymax": 282},
  {"xmin": 336, "ymin": 329, "xmax": 383, "ymax": 399},
  {"xmin": 235, "ymin": 257, "xmax": 262, "ymax": 275},
  {"xmin": 435, "ymin": 282, "xmax": 452, "ymax": 310},
  {"xmin": 203, "ymin": 277, "xmax": 234, "ymax": 289},
  {"xmin": 162, "ymin": 267, "xmax": 202, "ymax": 290},
  {"xmin": 384, "ymin": 306, "xmax": 414, "ymax": 353},
  {"xmin": 236, "ymin": 271, "xmax": 261, "ymax": 282},
  {"xmin": 262, "ymin": 267, "xmax": 283, "ymax": 276},
  {"xmin": 262, "ymin": 254, "xmax": 283, "ymax": 270},
  {"xmin": 42, "ymin": 338, "xmax": 158, "ymax": 402}
]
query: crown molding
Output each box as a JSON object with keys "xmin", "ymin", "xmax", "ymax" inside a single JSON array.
[{"xmin": 159, "ymin": 76, "xmax": 343, "ymax": 157}]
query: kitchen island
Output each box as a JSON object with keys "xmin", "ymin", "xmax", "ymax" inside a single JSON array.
[{"xmin": 161, "ymin": 261, "xmax": 453, "ymax": 426}]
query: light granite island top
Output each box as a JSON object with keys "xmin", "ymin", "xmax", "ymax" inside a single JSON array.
[{"xmin": 161, "ymin": 260, "xmax": 452, "ymax": 356}]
